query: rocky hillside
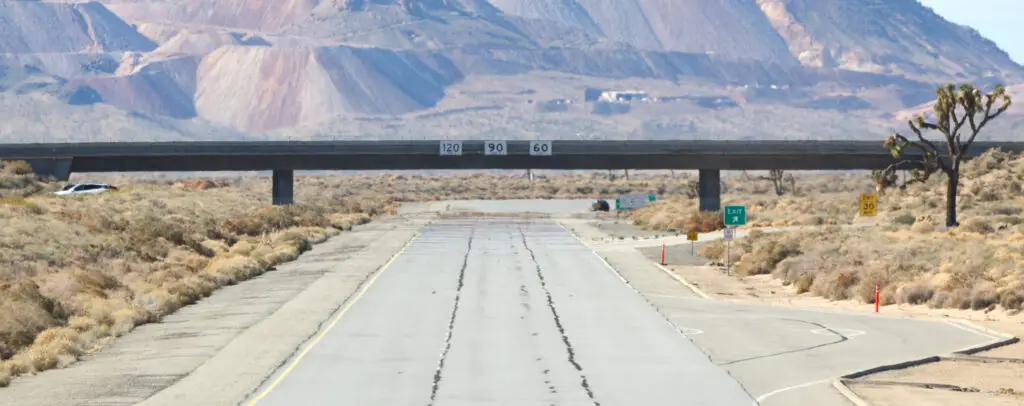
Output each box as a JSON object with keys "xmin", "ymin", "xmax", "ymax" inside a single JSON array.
[{"xmin": 0, "ymin": 0, "xmax": 1021, "ymax": 141}]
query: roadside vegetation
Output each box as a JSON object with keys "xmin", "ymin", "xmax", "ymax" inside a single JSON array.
[
  {"xmin": 0, "ymin": 166, "xmax": 725, "ymax": 386},
  {"xmin": 633, "ymin": 83, "xmax": 1023, "ymax": 314},
  {"xmin": 631, "ymin": 170, "xmax": 872, "ymax": 232},
  {"xmin": 3, "ymin": 129, "xmax": 1020, "ymax": 386},
  {"xmin": 0, "ymin": 163, "xmax": 399, "ymax": 387},
  {"xmin": 633, "ymin": 148, "xmax": 1024, "ymax": 313}
]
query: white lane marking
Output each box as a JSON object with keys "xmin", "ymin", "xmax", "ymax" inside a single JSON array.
[
  {"xmin": 556, "ymin": 223, "xmax": 714, "ymax": 300},
  {"xmin": 247, "ymin": 233, "xmax": 421, "ymax": 405},
  {"xmin": 943, "ymin": 319, "xmax": 1006, "ymax": 354},
  {"xmin": 810, "ymin": 328, "xmax": 866, "ymax": 338},
  {"xmin": 755, "ymin": 321, "xmax": 1009, "ymax": 405},
  {"xmin": 646, "ymin": 292, "xmax": 708, "ymax": 301},
  {"xmin": 680, "ymin": 328, "xmax": 704, "ymax": 335},
  {"xmin": 653, "ymin": 263, "xmax": 714, "ymax": 300},
  {"xmin": 557, "ymin": 222, "xmax": 637, "ymax": 287},
  {"xmin": 754, "ymin": 378, "xmax": 834, "ymax": 405},
  {"xmin": 943, "ymin": 319, "xmax": 1001, "ymax": 341}
]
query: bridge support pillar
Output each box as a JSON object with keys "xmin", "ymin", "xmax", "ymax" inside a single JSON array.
[
  {"xmin": 272, "ymin": 169, "xmax": 294, "ymax": 205},
  {"xmin": 22, "ymin": 158, "xmax": 73, "ymax": 181},
  {"xmin": 698, "ymin": 169, "xmax": 721, "ymax": 212}
]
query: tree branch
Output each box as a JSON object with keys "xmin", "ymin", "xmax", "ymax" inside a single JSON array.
[
  {"xmin": 906, "ymin": 123, "xmax": 944, "ymax": 155},
  {"xmin": 964, "ymin": 96, "xmax": 1012, "ymax": 152},
  {"xmin": 889, "ymin": 131, "xmax": 952, "ymax": 174}
]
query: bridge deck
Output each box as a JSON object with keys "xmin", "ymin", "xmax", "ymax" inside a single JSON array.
[
  {"xmin": 3, "ymin": 140, "xmax": 1022, "ymax": 158},
  {"xmin": 3, "ymin": 140, "xmax": 1022, "ymax": 172},
  {"xmin": 6, "ymin": 140, "xmax": 1019, "ymax": 206}
]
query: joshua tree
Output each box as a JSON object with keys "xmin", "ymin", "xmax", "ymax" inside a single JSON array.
[
  {"xmin": 763, "ymin": 169, "xmax": 795, "ymax": 196},
  {"xmin": 877, "ymin": 83, "xmax": 1012, "ymax": 227}
]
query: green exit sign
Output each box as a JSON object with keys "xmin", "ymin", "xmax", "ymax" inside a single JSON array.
[{"xmin": 724, "ymin": 205, "xmax": 746, "ymax": 226}]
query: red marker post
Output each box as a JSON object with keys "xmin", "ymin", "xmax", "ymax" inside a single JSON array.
[
  {"xmin": 874, "ymin": 281, "xmax": 880, "ymax": 313},
  {"xmin": 660, "ymin": 241, "xmax": 666, "ymax": 265}
]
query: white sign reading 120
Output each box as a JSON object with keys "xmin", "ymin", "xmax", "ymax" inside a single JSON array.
[
  {"xmin": 530, "ymin": 141, "xmax": 552, "ymax": 156},
  {"xmin": 439, "ymin": 140, "xmax": 463, "ymax": 156}
]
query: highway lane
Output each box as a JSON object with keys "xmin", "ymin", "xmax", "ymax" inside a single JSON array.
[
  {"xmin": 247, "ymin": 217, "xmax": 755, "ymax": 406},
  {"xmin": 1, "ymin": 199, "xmax": 999, "ymax": 406},
  {"xmin": 243, "ymin": 209, "xmax": 997, "ymax": 406}
]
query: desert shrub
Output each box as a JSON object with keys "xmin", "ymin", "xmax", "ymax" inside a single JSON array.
[
  {"xmin": 988, "ymin": 206, "xmax": 1022, "ymax": 216},
  {"xmin": 329, "ymin": 213, "xmax": 371, "ymax": 230},
  {"xmin": 0, "ymin": 281, "xmax": 64, "ymax": 360},
  {"xmin": 1, "ymin": 161, "xmax": 34, "ymax": 176},
  {"xmin": 929, "ymin": 288, "xmax": 972, "ymax": 309},
  {"xmin": 810, "ymin": 270, "xmax": 859, "ymax": 300},
  {"xmin": 1000, "ymin": 287, "xmax": 1024, "ymax": 310},
  {"xmin": 693, "ymin": 211, "xmax": 726, "ymax": 232},
  {"xmin": 969, "ymin": 282, "xmax": 999, "ymax": 310},
  {"xmin": 892, "ymin": 213, "xmax": 916, "ymax": 226},
  {"xmin": 224, "ymin": 207, "xmax": 293, "ymax": 236},
  {"xmin": 0, "ymin": 196, "xmax": 45, "ymax": 215},
  {"xmin": 794, "ymin": 274, "xmax": 813, "ymax": 294},
  {"xmin": 895, "ymin": 282, "xmax": 934, "ymax": 305},
  {"xmin": 699, "ymin": 241, "xmax": 727, "ymax": 263},
  {"xmin": 735, "ymin": 238, "xmax": 801, "ymax": 276},
  {"xmin": 960, "ymin": 217, "xmax": 994, "ymax": 234},
  {"xmin": 910, "ymin": 220, "xmax": 936, "ymax": 233}
]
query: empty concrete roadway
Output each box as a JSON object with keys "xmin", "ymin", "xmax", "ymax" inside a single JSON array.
[
  {"xmin": 246, "ymin": 218, "xmax": 754, "ymax": 406},
  {"xmin": 240, "ymin": 213, "xmax": 996, "ymax": 406}
]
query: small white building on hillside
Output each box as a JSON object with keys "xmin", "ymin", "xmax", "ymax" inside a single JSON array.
[{"xmin": 598, "ymin": 90, "xmax": 648, "ymax": 103}]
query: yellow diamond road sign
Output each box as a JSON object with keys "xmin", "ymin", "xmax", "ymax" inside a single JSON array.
[
  {"xmin": 687, "ymin": 231, "xmax": 698, "ymax": 241},
  {"xmin": 859, "ymin": 193, "xmax": 878, "ymax": 217}
]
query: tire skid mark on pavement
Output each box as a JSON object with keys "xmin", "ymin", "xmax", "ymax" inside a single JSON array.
[
  {"xmin": 718, "ymin": 319, "xmax": 850, "ymax": 366},
  {"xmin": 518, "ymin": 225, "xmax": 602, "ymax": 406}
]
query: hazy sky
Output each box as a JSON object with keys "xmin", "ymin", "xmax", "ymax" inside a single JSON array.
[{"xmin": 918, "ymin": 0, "xmax": 1024, "ymax": 64}]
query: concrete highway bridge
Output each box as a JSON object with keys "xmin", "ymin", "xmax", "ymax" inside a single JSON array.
[{"xmin": 3, "ymin": 140, "xmax": 1022, "ymax": 210}]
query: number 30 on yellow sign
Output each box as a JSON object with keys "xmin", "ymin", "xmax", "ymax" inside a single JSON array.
[{"xmin": 859, "ymin": 193, "xmax": 878, "ymax": 217}]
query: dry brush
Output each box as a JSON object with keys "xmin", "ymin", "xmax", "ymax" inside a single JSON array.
[{"xmin": 678, "ymin": 149, "xmax": 1024, "ymax": 312}]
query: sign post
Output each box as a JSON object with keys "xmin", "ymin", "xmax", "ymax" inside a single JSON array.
[
  {"xmin": 722, "ymin": 206, "xmax": 744, "ymax": 276},
  {"xmin": 860, "ymin": 193, "xmax": 878, "ymax": 217},
  {"xmin": 723, "ymin": 227, "xmax": 735, "ymax": 275},
  {"xmin": 687, "ymin": 231, "xmax": 698, "ymax": 256}
]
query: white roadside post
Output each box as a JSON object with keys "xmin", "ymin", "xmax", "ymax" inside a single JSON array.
[
  {"xmin": 527, "ymin": 141, "xmax": 552, "ymax": 183},
  {"xmin": 723, "ymin": 227, "xmax": 734, "ymax": 275}
]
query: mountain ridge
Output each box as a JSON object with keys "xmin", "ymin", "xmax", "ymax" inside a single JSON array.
[{"xmin": 0, "ymin": 0, "xmax": 1020, "ymax": 142}]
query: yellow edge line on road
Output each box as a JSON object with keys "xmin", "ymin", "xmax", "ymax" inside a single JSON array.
[{"xmin": 247, "ymin": 233, "xmax": 420, "ymax": 405}]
